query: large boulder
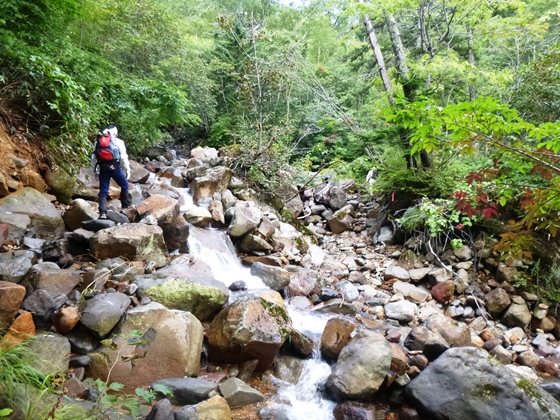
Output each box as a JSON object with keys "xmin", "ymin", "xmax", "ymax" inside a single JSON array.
[
  {"xmin": 90, "ymin": 224, "xmax": 169, "ymax": 268},
  {"xmin": 133, "ymin": 267, "xmax": 229, "ymax": 321},
  {"xmin": 320, "ymin": 317, "xmax": 356, "ymax": 361},
  {"xmin": 128, "ymin": 160, "xmax": 151, "ymax": 184},
  {"xmin": 190, "ymin": 166, "xmax": 232, "ymax": 204},
  {"xmin": 406, "ymin": 347, "xmax": 560, "ymax": 420},
  {"xmin": 0, "ymin": 281, "xmax": 26, "ymax": 330},
  {"xmin": 206, "ymin": 292, "xmax": 292, "ymax": 371},
  {"xmin": 327, "ymin": 206, "xmax": 354, "ymax": 234},
  {"xmin": 74, "ymin": 168, "xmax": 121, "ymax": 200},
  {"xmin": 26, "ymin": 332, "xmax": 71, "ymax": 377},
  {"xmin": 0, "ymin": 187, "xmax": 64, "ymax": 237},
  {"xmin": 326, "ymin": 330, "xmax": 392, "ymax": 401},
  {"xmin": 137, "ymin": 194, "xmax": 188, "ymax": 252},
  {"xmin": 0, "ymin": 212, "xmax": 30, "ymax": 242},
  {"xmin": 44, "ymin": 165, "xmax": 76, "ymax": 204},
  {"xmin": 227, "ymin": 202, "xmax": 262, "ymax": 238},
  {"xmin": 79, "ymin": 293, "xmax": 131, "ymax": 338},
  {"xmin": 88, "ymin": 302, "xmax": 203, "ymax": 393},
  {"xmin": 275, "ymin": 183, "xmax": 304, "ymax": 218},
  {"xmin": 21, "ymin": 262, "xmax": 81, "ymax": 296}
]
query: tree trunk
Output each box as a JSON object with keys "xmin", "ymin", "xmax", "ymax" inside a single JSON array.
[
  {"xmin": 364, "ymin": 15, "xmax": 393, "ymax": 105},
  {"xmin": 467, "ymin": 24, "xmax": 476, "ymax": 101},
  {"xmin": 387, "ymin": 14, "xmax": 409, "ymax": 79}
]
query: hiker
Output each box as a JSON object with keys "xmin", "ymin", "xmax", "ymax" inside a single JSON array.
[{"xmin": 91, "ymin": 125, "xmax": 131, "ymax": 219}]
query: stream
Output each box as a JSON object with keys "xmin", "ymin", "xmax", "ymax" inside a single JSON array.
[{"xmin": 187, "ymin": 225, "xmax": 337, "ymax": 419}]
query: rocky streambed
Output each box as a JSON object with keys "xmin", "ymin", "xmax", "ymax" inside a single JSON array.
[{"xmin": 1, "ymin": 145, "xmax": 560, "ymax": 419}]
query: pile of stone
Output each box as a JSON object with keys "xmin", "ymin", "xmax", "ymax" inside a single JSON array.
[{"xmin": 1, "ymin": 145, "xmax": 560, "ymax": 419}]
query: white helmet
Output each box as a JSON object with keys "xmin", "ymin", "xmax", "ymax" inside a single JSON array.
[{"xmin": 103, "ymin": 125, "xmax": 118, "ymax": 137}]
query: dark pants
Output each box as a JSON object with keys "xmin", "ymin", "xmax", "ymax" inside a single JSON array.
[{"xmin": 98, "ymin": 165, "xmax": 129, "ymax": 214}]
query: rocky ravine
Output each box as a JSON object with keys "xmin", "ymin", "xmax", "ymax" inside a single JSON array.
[{"xmin": 1, "ymin": 141, "xmax": 560, "ymax": 420}]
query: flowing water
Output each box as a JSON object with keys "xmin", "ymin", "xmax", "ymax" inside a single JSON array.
[{"xmin": 186, "ymin": 225, "xmax": 337, "ymax": 419}]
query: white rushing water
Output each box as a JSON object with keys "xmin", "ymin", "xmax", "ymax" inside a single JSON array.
[
  {"xmin": 186, "ymin": 224, "xmax": 337, "ymax": 419},
  {"xmin": 187, "ymin": 225, "xmax": 266, "ymax": 289}
]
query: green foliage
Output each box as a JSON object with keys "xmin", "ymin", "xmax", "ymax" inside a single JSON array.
[
  {"xmin": 0, "ymin": 338, "xmax": 58, "ymax": 419},
  {"xmin": 397, "ymin": 198, "xmax": 475, "ymax": 239}
]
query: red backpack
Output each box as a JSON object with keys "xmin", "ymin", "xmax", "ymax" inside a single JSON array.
[{"xmin": 94, "ymin": 133, "xmax": 121, "ymax": 166}]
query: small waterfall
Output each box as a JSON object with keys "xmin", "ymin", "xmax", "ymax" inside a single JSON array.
[
  {"xmin": 187, "ymin": 226, "xmax": 266, "ymax": 289},
  {"xmin": 187, "ymin": 226, "xmax": 337, "ymax": 419},
  {"xmin": 275, "ymin": 308, "xmax": 337, "ymax": 420}
]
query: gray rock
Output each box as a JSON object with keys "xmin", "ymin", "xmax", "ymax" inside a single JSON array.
[
  {"xmin": 151, "ymin": 378, "xmax": 217, "ymax": 406},
  {"xmin": 328, "ymin": 186, "xmax": 348, "ymax": 211},
  {"xmin": 250, "ymin": 262, "xmax": 290, "ymax": 291},
  {"xmin": 80, "ymin": 293, "xmax": 131, "ymax": 338},
  {"xmin": 385, "ymin": 265, "xmax": 410, "ymax": 282},
  {"xmin": 219, "ymin": 377, "xmax": 264, "ymax": 409},
  {"xmin": 190, "ymin": 166, "xmax": 232, "ymax": 204},
  {"xmin": 128, "ymin": 160, "xmax": 151, "ymax": 184},
  {"xmin": 327, "ymin": 207, "xmax": 354, "ymax": 234},
  {"xmin": 501, "ymin": 296, "xmax": 532, "ymax": 328},
  {"xmin": 313, "ymin": 299, "xmax": 356, "ymax": 316},
  {"xmin": 65, "ymin": 325, "xmax": 100, "ymax": 354},
  {"xmin": 384, "ymin": 300, "xmax": 417, "ymax": 323},
  {"xmin": 428, "ymin": 268, "xmax": 452, "ymax": 284},
  {"xmin": 183, "ymin": 205, "xmax": 212, "ymax": 227},
  {"xmin": 145, "ymin": 398, "xmax": 173, "ymax": 420},
  {"xmin": 326, "ymin": 330, "xmax": 392, "ymax": 400},
  {"xmin": 406, "ymin": 347, "xmax": 560, "ymax": 420},
  {"xmin": 0, "ymin": 187, "xmax": 64, "ymax": 237},
  {"xmin": 0, "ymin": 250, "xmax": 36, "ymax": 283},
  {"xmin": 393, "ymin": 281, "xmax": 429, "ymax": 304},
  {"xmin": 485, "ymin": 288, "xmax": 511, "ymax": 316},
  {"xmin": 334, "ymin": 281, "xmax": 359, "ymax": 302},
  {"xmin": 21, "ymin": 289, "xmax": 65, "ymax": 329},
  {"xmin": 22, "ymin": 262, "xmax": 81, "ymax": 297},
  {"xmin": 63, "ymin": 199, "xmax": 97, "ymax": 231},
  {"xmin": 409, "ymin": 267, "xmax": 432, "ymax": 282},
  {"xmin": 227, "ymin": 202, "xmax": 262, "ymax": 237},
  {"xmin": 26, "ymin": 332, "xmax": 71, "ymax": 377},
  {"xmin": 376, "ymin": 226, "xmax": 394, "ymax": 244},
  {"xmin": 453, "ymin": 245, "xmax": 472, "ymax": 261},
  {"xmin": 81, "ymin": 219, "xmax": 116, "ymax": 231},
  {"xmin": 404, "ymin": 326, "xmax": 450, "ymax": 361},
  {"xmin": 539, "ymin": 382, "xmax": 560, "ymax": 402},
  {"xmin": 0, "ymin": 212, "xmax": 30, "ymax": 242},
  {"xmin": 239, "ymin": 234, "xmax": 273, "ymax": 253}
]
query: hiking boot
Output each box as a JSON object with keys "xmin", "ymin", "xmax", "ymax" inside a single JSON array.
[{"xmin": 99, "ymin": 213, "xmax": 107, "ymax": 219}]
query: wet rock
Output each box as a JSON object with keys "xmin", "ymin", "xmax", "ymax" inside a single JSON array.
[
  {"xmin": 406, "ymin": 347, "xmax": 560, "ymax": 420},
  {"xmin": 90, "ymin": 224, "xmax": 169, "ymax": 268},
  {"xmin": 63, "ymin": 199, "xmax": 97, "ymax": 231},
  {"xmin": 219, "ymin": 377, "xmax": 264, "ymax": 409},
  {"xmin": 0, "ymin": 187, "xmax": 64, "ymax": 237},
  {"xmin": 80, "ymin": 293, "xmax": 131, "ymax": 338},
  {"xmin": 290, "ymin": 328, "xmax": 315, "ymax": 357},
  {"xmin": 287, "ymin": 268, "xmax": 318, "ymax": 296},
  {"xmin": 227, "ymin": 202, "xmax": 263, "ymax": 238},
  {"xmin": 183, "ymin": 205, "xmax": 212, "ymax": 227},
  {"xmin": 88, "ymin": 302, "xmax": 203, "ymax": 393},
  {"xmin": 320, "ymin": 317, "xmax": 356, "ymax": 361},
  {"xmin": 250, "ymin": 262, "xmax": 290, "ymax": 291},
  {"xmin": 0, "ymin": 280, "xmax": 26, "ymax": 330},
  {"xmin": 206, "ymin": 293, "xmax": 292, "ymax": 371},
  {"xmin": 239, "ymin": 234, "xmax": 273, "ymax": 253},
  {"xmin": 150, "ymin": 378, "xmax": 217, "ymax": 406},
  {"xmin": 174, "ymin": 395, "xmax": 231, "ymax": 420},
  {"xmin": 326, "ymin": 330, "xmax": 392, "ymax": 401}
]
